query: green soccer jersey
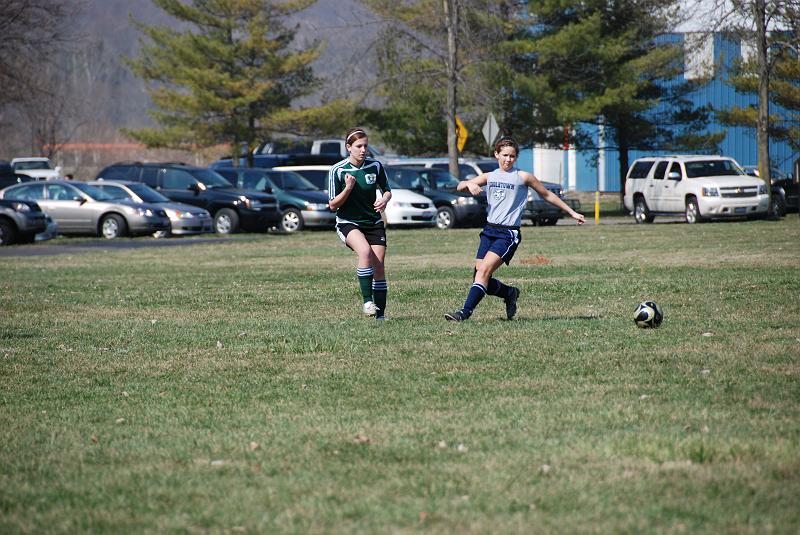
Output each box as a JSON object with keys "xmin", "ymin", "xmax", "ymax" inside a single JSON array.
[{"xmin": 328, "ymin": 157, "xmax": 390, "ymax": 226}]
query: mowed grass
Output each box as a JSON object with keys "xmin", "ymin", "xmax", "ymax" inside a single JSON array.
[{"xmin": 1, "ymin": 219, "xmax": 798, "ymax": 534}]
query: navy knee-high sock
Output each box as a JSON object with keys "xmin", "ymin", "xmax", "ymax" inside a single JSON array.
[
  {"xmin": 461, "ymin": 282, "xmax": 487, "ymax": 317},
  {"xmin": 486, "ymin": 278, "xmax": 511, "ymax": 299}
]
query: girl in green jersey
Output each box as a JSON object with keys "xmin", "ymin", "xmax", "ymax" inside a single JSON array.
[{"xmin": 328, "ymin": 128, "xmax": 392, "ymax": 320}]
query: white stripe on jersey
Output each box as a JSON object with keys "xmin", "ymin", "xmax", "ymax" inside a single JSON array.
[{"xmin": 328, "ymin": 158, "xmax": 350, "ymax": 201}]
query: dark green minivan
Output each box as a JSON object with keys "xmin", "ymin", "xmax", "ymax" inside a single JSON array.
[{"xmin": 215, "ymin": 167, "xmax": 335, "ymax": 232}]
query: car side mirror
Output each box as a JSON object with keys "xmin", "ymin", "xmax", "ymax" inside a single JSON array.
[
  {"xmin": 667, "ymin": 171, "xmax": 681, "ymax": 180},
  {"xmin": 188, "ymin": 183, "xmax": 201, "ymax": 192}
]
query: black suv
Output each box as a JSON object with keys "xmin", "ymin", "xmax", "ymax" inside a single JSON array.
[
  {"xmin": 384, "ymin": 166, "xmax": 487, "ymax": 229},
  {"xmin": 95, "ymin": 162, "xmax": 280, "ymax": 234}
]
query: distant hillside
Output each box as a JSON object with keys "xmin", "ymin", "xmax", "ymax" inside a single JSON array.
[{"xmin": 75, "ymin": 0, "xmax": 383, "ymax": 129}]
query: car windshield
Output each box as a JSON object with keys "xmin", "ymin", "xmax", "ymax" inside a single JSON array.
[
  {"xmin": 128, "ymin": 183, "xmax": 170, "ymax": 202},
  {"xmin": 194, "ymin": 169, "xmax": 234, "ymax": 188},
  {"xmin": 15, "ymin": 161, "xmax": 53, "ymax": 170},
  {"xmin": 279, "ymin": 171, "xmax": 319, "ymax": 191},
  {"xmin": 71, "ymin": 181, "xmax": 114, "ymax": 200},
  {"xmin": 291, "ymin": 170, "xmax": 328, "ymax": 190},
  {"xmin": 427, "ymin": 169, "xmax": 460, "ymax": 189},
  {"xmin": 387, "ymin": 178, "xmax": 403, "ymax": 189},
  {"xmin": 684, "ymin": 160, "xmax": 743, "ymax": 178}
]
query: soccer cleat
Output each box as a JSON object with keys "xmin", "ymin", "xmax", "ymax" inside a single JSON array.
[
  {"xmin": 444, "ymin": 310, "xmax": 467, "ymax": 322},
  {"xmin": 505, "ymin": 286, "xmax": 520, "ymax": 320},
  {"xmin": 363, "ymin": 301, "xmax": 378, "ymax": 316}
]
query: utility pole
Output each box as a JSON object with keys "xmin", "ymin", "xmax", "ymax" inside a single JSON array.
[
  {"xmin": 754, "ymin": 0, "xmax": 772, "ymax": 211},
  {"xmin": 443, "ymin": 0, "xmax": 459, "ymax": 178}
]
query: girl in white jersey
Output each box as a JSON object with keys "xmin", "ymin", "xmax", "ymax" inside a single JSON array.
[{"xmin": 445, "ymin": 137, "xmax": 585, "ymax": 322}]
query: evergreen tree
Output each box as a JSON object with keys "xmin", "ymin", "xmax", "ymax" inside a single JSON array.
[
  {"xmin": 501, "ymin": 1, "xmax": 723, "ymax": 196},
  {"xmin": 125, "ymin": 0, "xmax": 322, "ymax": 163}
]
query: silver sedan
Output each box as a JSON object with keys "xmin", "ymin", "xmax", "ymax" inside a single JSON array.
[
  {"xmin": 89, "ymin": 180, "xmax": 213, "ymax": 237},
  {"xmin": 0, "ymin": 180, "xmax": 171, "ymax": 239}
]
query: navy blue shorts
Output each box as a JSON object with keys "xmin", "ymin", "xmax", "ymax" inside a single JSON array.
[{"xmin": 476, "ymin": 225, "xmax": 521, "ymax": 265}]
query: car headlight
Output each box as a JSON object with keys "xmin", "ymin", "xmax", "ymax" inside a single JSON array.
[
  {"xmin": 454, "ymin": 196, "xmax": 477, "ymax": 205},
  {"xmin": 125, "ymin": 206, "xmax": 155, "ymax": 217},
  {"xmin": 165, "ymin": 209, "xmax": 195, "ymax": 219},
  {"xmin": 702, "ymin": 187, "xmax": 720, "ymax": 197},
  {"xmin": 11, "ymin": 202, "xmax": 31, "ymax": 212},
  {"xmin": 758, "ymin": 183, "xmax": 768, "ymax": 195},
  {"xmin": 304, "ymin": 202, "xmax": 329, "ymax": 211}
]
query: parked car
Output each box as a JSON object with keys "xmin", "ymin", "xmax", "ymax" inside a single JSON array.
[
  {"xmin": 95, "ymin": 162, "xmax": 280, "ymax": 234},
  {"xmin": 623, "ymin": 155, "xmax": 769, "ymax": 224},
  {"xmin": 252, "ymin": 138, "xmax": 386, "ymax": 162},
  {"xmin": 742, "ymin": 165, "xmax": 798, "ymax": 217},
  {"xmin": 0, "ymin": 180, "xmax": 170, "ymax": 238},
  {"xmin": 271, "ymin": 165, "xmax": 334, "ymax": 192},
  {"xmin": 386, "ymin": 157, "xmax": 488, "ymax": 179},
  {"xmin": 0, "ymin": 198, "xmax": 48, "ymax": 245},
  {"xmin": 384, "ymin": 166, "xmax": 486, "ymax": 229},
  {"xmin": 10, "ymin": 157, "xmax": 62, "ymax": 180},
  {"xmin": 214, "ymin": 167, "xmax": 335, "ymax": 232},
  {"xmin": 210, "ymin": 153, "xmax": 342, "ymax": 170},
  {"xmin": 89, "ymin": 180, "xmax": 213, "ymax": 237},
  {"xmin": 383, "ymin": 178, "xmax": 436, "ymax": 227}
]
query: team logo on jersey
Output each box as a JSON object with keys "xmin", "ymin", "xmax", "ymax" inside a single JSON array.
[
  {"xmin": 365, "ymin": 173, "xmax": 377, "ymax": 185},
  {"xmin": 492, "ymin": 189, "xmax": 506, "ymax": 201}
]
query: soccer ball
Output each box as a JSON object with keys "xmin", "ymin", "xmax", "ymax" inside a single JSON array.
[{"xmin": 634, "ymin": 301, "xmax": 663, "ymax": 328}]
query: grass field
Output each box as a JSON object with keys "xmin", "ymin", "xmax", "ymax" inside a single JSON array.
[{"xmin": 1, "ymin": 219, "xmax": 799, "ymax": 534}]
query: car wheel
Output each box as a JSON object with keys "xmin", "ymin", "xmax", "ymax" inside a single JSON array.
[
  {"xmin": 436, "ymin": 206, "xmax": 455, "ymax": 229},
  {"xmin": 214, "ymin": 208, "xmax": 240, "ymax": 234},
  {"xmin": 280, "ymin": 208, "xmax": 304, "ymax": 233},
  {"xmin": 770, "ymin": 195, "xmax": 786, "ymax": 218},
  {"xmin": 685, "ymin": 197, "xmax": 704, "ymax": 224},
  {"xmin": 101, "ymin": 214, "xmax": 127, "ymax": 239},
  {"xmin": 539, "ymin": 218, "xmax": 559, "ymax": 226},
  {"xmin": 633, "ymin": 197, "xmax": 654, "ymax": 223},
  {"xmin": 0, "ymin": 219, "xmax": 17, "ymax": 246}
]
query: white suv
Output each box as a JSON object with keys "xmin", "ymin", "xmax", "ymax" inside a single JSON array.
[{"xmin": 623, "ymin": 155, "xmax": 769, "ymax": 224}]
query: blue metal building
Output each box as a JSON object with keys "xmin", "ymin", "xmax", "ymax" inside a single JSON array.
[{"xmin": 518, "ymin": 32, "xmax": 798, "ymax": 192}]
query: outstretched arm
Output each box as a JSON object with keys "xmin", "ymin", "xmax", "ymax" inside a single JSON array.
[
  {"xmin": 456, "ymin": 173, "xmax": 489, "ymax": 196},
  {"xmin": 521, "ymin": 171, "xmax": 585, "ymax": 225}
]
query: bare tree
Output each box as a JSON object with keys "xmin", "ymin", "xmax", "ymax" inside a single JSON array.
[
  {"xmin": 0, "ymin": 0, "xmax": 78, "ymax": 107},
  {"xmin": 690, "ymin": 0, "xmax": 799, "ymax": 210}
]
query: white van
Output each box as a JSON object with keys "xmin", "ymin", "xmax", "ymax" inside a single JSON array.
[{"xmin": 623, "ymin": 155, "xmax": 769, "ymax": 223}]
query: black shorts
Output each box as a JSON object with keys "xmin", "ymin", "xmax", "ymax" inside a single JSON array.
[{"xmin": 336, "ymin": 222, "xmax": 387, "ymax": 248}]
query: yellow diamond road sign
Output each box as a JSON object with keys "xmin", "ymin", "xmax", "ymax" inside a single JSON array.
[{"xmin": 456, "ymin": 116, "xmax": 468, "ymax": 152}]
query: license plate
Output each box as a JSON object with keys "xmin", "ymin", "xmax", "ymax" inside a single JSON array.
[
  {"xmin": 422, "ymin": 211, "xmax": 433, "ymax": 217},
  {"xmin": 734, "ymin": 207, "xmax": 747, "ymax": 214}
]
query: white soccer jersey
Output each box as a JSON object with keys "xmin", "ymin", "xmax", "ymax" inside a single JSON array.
[{"xmin": 486, "ymin": 167, "xmax": 528, "ymax": 227}]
